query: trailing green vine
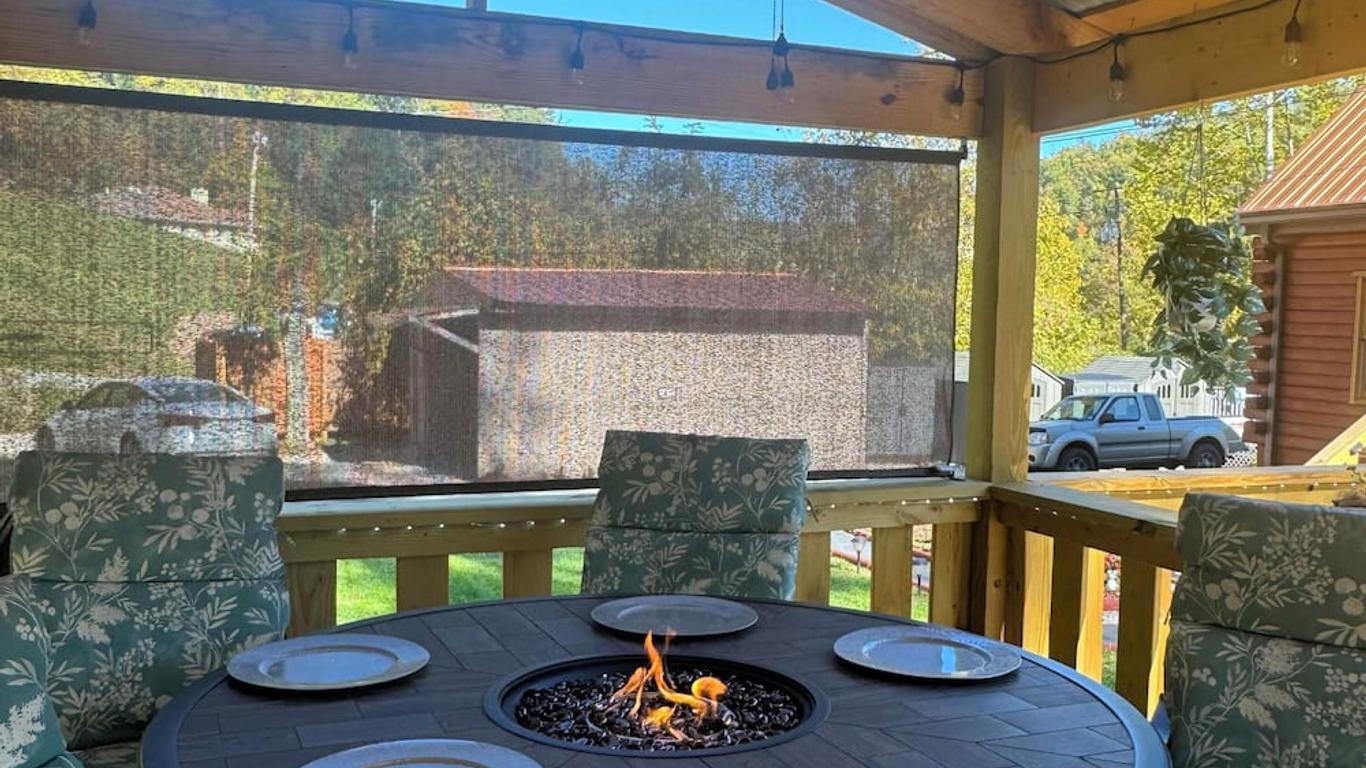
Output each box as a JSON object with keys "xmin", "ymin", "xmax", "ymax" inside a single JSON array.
[{"xmin": 1141, "ymin": 217, "xmax": 1264, "ymax": 391}]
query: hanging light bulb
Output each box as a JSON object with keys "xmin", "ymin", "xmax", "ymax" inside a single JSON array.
[
  {"xmin": 947, "ymin": 65, "xmax": 966, "ymax": 123},
  {"xmin": 341, "ymin": 5, "xmax": 359, "ymax": 71},
  {"xmin": 1282, "ymin": 0, "xmax": 1304, "ymax": 68},
  {"xmin": 1108, "ymin": 40, "xmax": 1127, "ymax": 103},
  {"xmin": 76, "ymin": 0, "xmax": 97, "ymax": 46},
  {"xmin": 765, "ymin": 57, "xmax": 781, "ymax": 93},
  {"xmin": 568, "ymin": 25, "xmax": 587, "ymax": 86},
  {"xmin": 771, "ymin": 31, "xmax": 795, "ymax": 103}
]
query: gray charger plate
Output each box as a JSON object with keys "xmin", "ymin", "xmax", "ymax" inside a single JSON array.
[
  {"xmin": 301, "ymin": 739, "xmax": 542, "ymax": 768},
  {"xmin": 834, "ymin": 625, "xmax": 1022, "ymax": 681},
  {"xmin": 228, "ymin": 634, "xmax": 430, "ymax": 691},
  {"xmin": 591, "ymin": 595, "xmax": 760, "ymax": 638}
]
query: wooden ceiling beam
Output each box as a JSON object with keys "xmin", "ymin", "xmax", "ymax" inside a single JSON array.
[
  {"xmin": 0, "ymin": 0, "xmax": 984, "ymax": 138},
  {"xmin": 1080, "ymin": 0, "xmax": 1258, "ymax": 35},
  {"xmin": 828, "ymin": 0, "xmax": 1109, "ymax": 58},
  {"xmin": 1033, "ymin": 0, "xmax": 1366, "ymax": 132}
]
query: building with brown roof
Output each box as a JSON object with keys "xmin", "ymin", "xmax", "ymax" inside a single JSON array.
[
  {"xmin": 408, "ymin": 266, "xmax": 869, "ymax": 480},
  {"xmin": 1241, "ymin": 88, "xmax": 1366, "ymax": 464},
  {"xmin": 88, "ymin": 186, "xmax": 254, "ymax": 252}
]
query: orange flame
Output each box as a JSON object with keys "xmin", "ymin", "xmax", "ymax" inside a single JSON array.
[{"xmin": 609, "ymin": 630, "xmax": 728, "ymax": 740}]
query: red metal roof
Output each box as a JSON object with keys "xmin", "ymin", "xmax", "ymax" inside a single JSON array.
[
  {"xmin": 441, "ymin": 267, "xmax": 867, "ymax": 315},
  {"xmin": 1242, "ymin": 89, "xmax": 1366, "ymax": 221}
]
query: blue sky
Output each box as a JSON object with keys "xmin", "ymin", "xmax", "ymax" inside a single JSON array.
[{"xmin": 484, "ymin": 0, "xmax": 1127, "ymax": 153}]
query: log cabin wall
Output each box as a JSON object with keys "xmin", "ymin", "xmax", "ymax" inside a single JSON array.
[{"xmin": 1249, "ymin": 228, "xmax": 1366, "ymax": 465}]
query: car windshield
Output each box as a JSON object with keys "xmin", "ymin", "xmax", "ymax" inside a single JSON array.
[
  {"xmin": 1042, "ymin": 396, "xmax": 1108, "ymax": 421},
  {"xmin": 149, "ymin": 381, "xmax": 247, "ymax": 405}
]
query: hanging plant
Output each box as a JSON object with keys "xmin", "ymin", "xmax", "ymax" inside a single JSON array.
[{"xmin": 1141, "ymin": 217, "xmax": 1264, "ymax": 391}]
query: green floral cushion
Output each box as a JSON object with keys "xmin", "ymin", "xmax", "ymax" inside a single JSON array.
[
  {"xmin": 6, "ymin": 452, "xmax": 288, "ymax": 751},
  {"xmin": 0, "ymin": 575, "xmax": 74, "ymax": 768},
  {"xmin": 582, "ymin": 432, "xmax": 810, "ymax": 600},
  {"xmin": 1172, "ymin": 493, "xmax": 1366, "ymax": 648},
  {"xmin": 72, "ymin": 740, "xmax": 138, "ymax": 767},
  {"xmin": 1165, "ymin": 619, "xmax": 1366, "ymax": 767}
]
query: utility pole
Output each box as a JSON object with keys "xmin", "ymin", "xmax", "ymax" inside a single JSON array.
[
  {"xmin": 1112, "ymin": 186, "xmax": 1129, "ymax": 350},
  {"xmin": 1265, "ymin": 94, "xmax": 1277, "ymax": 179}
]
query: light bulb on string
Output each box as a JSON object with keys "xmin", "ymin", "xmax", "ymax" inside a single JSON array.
[
  {"xmin": 341, "ymin": 5, "xmax": 359, "ymax": 71},
  {"xmin": 77, "ymin": 0, "xmax": 97, "ymax": 46},
  {"xmin": 1107, "ymin": 39, "xmax": 1127, "ymax": 104},
  {"xmin": 1282, "ymin": 0, "xmax": 1304, "ymax": 68},
  {"xmin": 947, "ymin": 65, "xmax": 966, "ymax": 123},
  {"xmin": 568, "ymin": 24, "xmax": 587, "ymax": 86}
]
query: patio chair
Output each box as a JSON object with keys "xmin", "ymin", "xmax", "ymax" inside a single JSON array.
[
  {"xmin": 581, "ymin": 430, "xmax": 811, "ymax": 600},
  {"xmin": 1162, "ymin": 492, "xmax": 1366, "ymax": 768},
  {"xmin": 0, "ymin": 574, "xmax": 81, "ymax": 768},
  {"xmin": 4, "ymin": 452, "xmax": 289, "ymax": 765}
]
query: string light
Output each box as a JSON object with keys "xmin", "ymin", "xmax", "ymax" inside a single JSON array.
[
  {"xmin": 568, "ymin": 24, "xmax": 587, "ymax": 86},
  {"xmin": 947, "ymin": 65, "xmax": 966, "ymax": 123},
  {"xmin": 341, "ymin": 4, "xmax": 360, "ymax": 71},
  {"xmin": 76, "ymin": 0, "xmax": 97, "ymax": 46},
  {"xmin": 1107, "ymin": 38, "xmax": 1127, "ymax": 104},
  {"xmin": 1282, "ymin": 0, "xmax": 1304, "ymax": 67},
  {"xmin": 766, "ymin": 0, "xmax": 795, "ymax": 103}
]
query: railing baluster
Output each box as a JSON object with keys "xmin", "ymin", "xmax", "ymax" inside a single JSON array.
[
  {"xmin": 929, "ymin": 522, "xmax": 972, "ymax": 629},
  {"xmin": 1048, "ymin": 539, "xmax": 1105, "ymax": 680},
  {"xmin": 1115, "ymin": 558, "xmax": 1174, "ymax": 716},
  {"xmin": 397, "ymin": 554, "xmax": 450, "ymax": 611},
  {"xmin": 796, "ymin": 530, "xmax": 832, "ymax": 604},
  {"xmin": 503, "ymin": 548, "xmax": 554, "ymax": 598},
  {"xmin": 1005, "ymin": 528, "xmax": 1053, "ymax": 654},
  {"xmin": 286, "ymin": 560, "xmax": 337, "ymax": 636},
  {"xmin": 870, "ymin": 525, "xmax": 913, "ymax": 617}
]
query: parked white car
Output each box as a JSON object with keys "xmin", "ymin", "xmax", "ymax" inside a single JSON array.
[{"xmin": 34, "ymin": 377, "xmax": 277, "ymax": 455}]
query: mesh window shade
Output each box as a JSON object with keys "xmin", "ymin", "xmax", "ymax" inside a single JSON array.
[{"xmin": 0, "ymin": 86, "xmax": 960, "ymax": 492}]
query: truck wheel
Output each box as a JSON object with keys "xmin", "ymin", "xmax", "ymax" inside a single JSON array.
[
  {"xmin": 1058, "ymin": 446, "xmax": 1097, "ymax": 472},
  {"xmin": 1189, "ymin": 441, "xmax": 1225, "ymax": 469}
]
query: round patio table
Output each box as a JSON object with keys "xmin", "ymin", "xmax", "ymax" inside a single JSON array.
[{"xmin": 143, "ymin": 596, "xmax": 1168, "ymax": 768}]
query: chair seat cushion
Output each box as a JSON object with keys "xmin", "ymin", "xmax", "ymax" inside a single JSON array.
[
  {"xmin": 582, "ymin": 527, "xmax": 800, "ymax": 599},
  {"xmin": 36, "ymin": 579, "xmax": 287, "ymax": 750},
  {"xmin": 1165, "ymin": 618, "xmax": 1366, "ymax": 767},
  {"xmin": 0, "ymin": 575, "xmax": 71, "ymax": 768},
  {"xmin": 73, "ymin": 739, "xmax": 139, "ymax": 767}
]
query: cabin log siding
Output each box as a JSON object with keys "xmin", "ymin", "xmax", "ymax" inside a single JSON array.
[{"xmin": 1256, "ymin": 231, "xmax": 1366, "ymax": 465}]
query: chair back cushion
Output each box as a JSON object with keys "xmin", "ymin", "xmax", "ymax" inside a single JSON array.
[
  {"xmin": 0, "ymin": 575, "xmax": 75, "ymax": 768},
  {"xmin": 582, "ymin": 431, "xmax": 810, "ymax": 600},
  {"xmin": 6, "ymin": 451, "xmax": 289, "ymax": 750},
  {"xmin": 1164, "ymin": 493, "xmax": 1366, "ymax": 767}
]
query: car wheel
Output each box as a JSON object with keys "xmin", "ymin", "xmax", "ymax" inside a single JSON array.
[
  {"xmin": 1058, "ymin": 446, "xmax": 1098, "ymax": 472},
  {"xmin": 119, "ymin": 432, "xmax": 144, "ymax": 456},
  {"xmin": 1190, "ymin": 441, "xmax": 1225, "ymax": 469},
  {"xmin": 34, "ymin": 427, "xmax": 55, "ymax": 452}
]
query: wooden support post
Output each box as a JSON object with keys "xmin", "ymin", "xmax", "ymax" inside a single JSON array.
[
  {"xmin": 396, "ymin": 554, "xmax": 449, "ymax": 612},
  {"xmin": 1115, "ymin": 559, "xmax": 1174, "ymax": 716},
  {"xmin": 870, "ymin": 525, "xmax": 913, "ymax": 617},
  {"xmin": 285, "ymin": 560, "xmax": 337, "ymax": 637},
  {"xmin": 503, "ymin": 549, "xmax": 554, "ymax": 598},
  {"xmin": 796, "ymin": 531, "xmax": 832, "ymax": 604},
  {"xmin": 964, "ymin": 55, "xmax": 1040, "ymax": 640},
  {"xmin": 930, "ymin": 522, "xmax": 972, "ymax": 628},
  {"xmin": 1049, "ymin": 540, "xmax": 1106, "ymax": 680},
  {"xmin": 1005, "ymin": 528, "xmax": 1053, "ymax": 654}
]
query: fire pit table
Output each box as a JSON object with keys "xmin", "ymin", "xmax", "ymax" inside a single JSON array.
[{"xmin": 143, "ymin": 596, "xmax": 1169, "ymax": 767}]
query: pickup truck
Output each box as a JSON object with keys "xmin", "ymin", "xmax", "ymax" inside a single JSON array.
[{"xmin": 1028, "ymin": 392, "xmax": 1246, "ymax": 472}]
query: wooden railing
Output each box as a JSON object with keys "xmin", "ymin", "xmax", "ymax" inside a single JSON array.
[
  {"xmin": 274, "ymin": 465, "xmax": 1355, "ymax": 716},
  {"xmin": 276, "ymin": 477, "xmax": 989, "ymax": 636}
]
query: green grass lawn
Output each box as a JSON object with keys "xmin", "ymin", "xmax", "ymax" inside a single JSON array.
[{"xmin": 337, "ymin": 551, "xmax": 929, "ymax": 624}]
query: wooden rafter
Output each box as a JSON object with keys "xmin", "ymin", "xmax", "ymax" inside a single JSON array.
[
  {"xmin": 1080, "ymin": 0, "xmax": 1258, "ymax": 35},
  {"xmin": 0, "ymin": 0, "xmax": 984, "ymax": 137},
  {"xmin": 828, "ymin": 0, "xmax": 1108, "ymax": 58},
  {"xmin": 1033, "ymin": 0, "xmax": 1366, "ymax": 132}
]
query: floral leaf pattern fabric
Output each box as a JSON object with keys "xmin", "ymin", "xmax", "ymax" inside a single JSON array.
[
  {"xmin": 0, "ymin": 575, "xmax": 77, "ymax": 768},
  {"xmin": 71, "ymin": 740, "xmax": 138, "ymax": 767},
  {"xmin": 6, "ymin": 452, "xmax": 288, "ymax": 751},
  {"xmin": 582, "ymin": 431, "xmax": 810, "ymax": 600},
  {"xmin": 1164, "ymin": 493, "xmax": 1366, "ymax": 768}
]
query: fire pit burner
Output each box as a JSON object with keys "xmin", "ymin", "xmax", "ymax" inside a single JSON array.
[{"xmin": 484, "ymin": 648, "xmax": 827, "ymax": 758}]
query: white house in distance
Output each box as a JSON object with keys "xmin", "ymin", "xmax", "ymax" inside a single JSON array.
[
  {"xmin": 1066, "ymin": 355, "xmax": 1241, "ymax": 418},
  {"xmin": 954, "ymin": 351, "xmax": 1063, "ymax": 421}
]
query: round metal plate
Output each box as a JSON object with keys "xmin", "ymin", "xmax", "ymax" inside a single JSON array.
[
  {"xmin": 590, "ymin": 595, "xmax": 760, "ymax": 638},
  {"xmin": 300, "ymin": 739, "xmax": 542, "ymax": 768},
  {"xmin": 833, "ymin": 625, "xmax": 1022, "ymax": 681},
  {"xmin": 227, "ymin": 634, "xmax": 430, "ymax": 692}
]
